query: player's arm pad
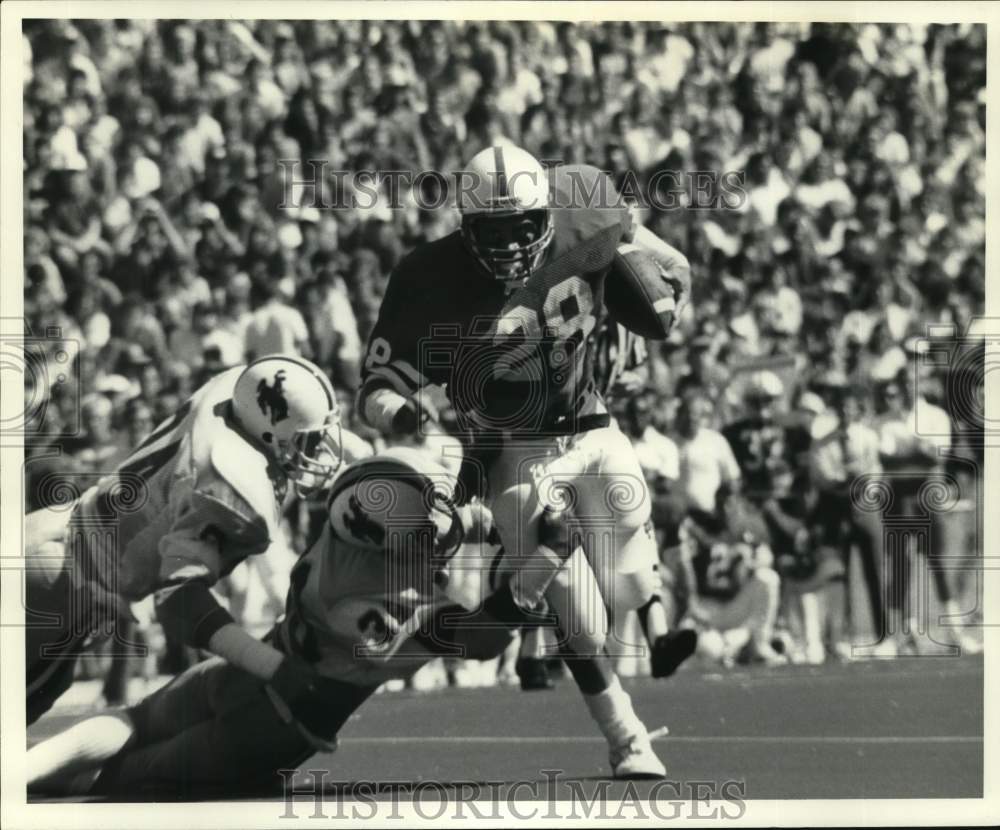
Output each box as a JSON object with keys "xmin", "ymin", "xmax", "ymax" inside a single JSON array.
[
  {"xmin": 357, "ymin": 379, "xmax": 409, "ymax": 434},
  {"xmin": 155, "ymin": 579, "xmax": 235, "ymax": 650}
]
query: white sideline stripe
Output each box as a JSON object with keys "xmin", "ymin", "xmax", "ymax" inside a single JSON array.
[{"xmin": 339, "ymin": 735, "xmax": 981, "ymax": 745}]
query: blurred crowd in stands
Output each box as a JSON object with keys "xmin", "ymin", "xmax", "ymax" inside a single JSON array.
[{"xmin": 21, "ymin": 19, "xmax": 985, "ymax": 694}]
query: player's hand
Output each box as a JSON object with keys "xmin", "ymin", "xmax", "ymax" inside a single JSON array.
[
  {"xmin": 268, "ymin": 656, "xmax": 321, "ymax": 707},
  {"xmin": 390, "ymin": 391, "xmax": 439, "ymax": 438},
  {"xmin": 659, "ymin": 258, "xmax": 691, "ymax": 321}
]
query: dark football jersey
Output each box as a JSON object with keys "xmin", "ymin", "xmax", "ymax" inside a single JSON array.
[
  {"xmin": 767, "ymin": 492, "xmax": 817, "ymax": 581},
  {"xmin": 722, "ymin": 417, "xmax": 794, "ymax": 501},
  {"xmin": 682, "ymin": 508, "xmax": 771, "ymax": 601},
  {"xmin": 361, "ymin": 164, "xmax": 634, "ymax": 435}
]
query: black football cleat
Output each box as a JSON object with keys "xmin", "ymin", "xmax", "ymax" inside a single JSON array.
[
  {"xmin": 515, "ymin": 657, "xmax": 555, "ymax": 691},
  {"xmin": 650, "ymin": 630, "xmax": 698, "ymax": 679}
]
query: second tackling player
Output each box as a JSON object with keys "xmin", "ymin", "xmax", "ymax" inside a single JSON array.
[{"xmin": 27, "ymin": 448, "xmax": 586, "ymax": 797}]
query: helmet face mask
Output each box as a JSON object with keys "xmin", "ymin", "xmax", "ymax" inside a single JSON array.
[
  {"xmin": 462, "ymin": 208, "xmax": 553, "ymax": 287},
  {"xmin": 231, "ymin": 355, "xmax": 344, "ymax": 497},
  {"xmin": 278, "ymin": 412, "xmax": 344, "ymax": 498},
  {"xmin": 426, "ymin": 488, "xmax": 465, "ymax": 563}
]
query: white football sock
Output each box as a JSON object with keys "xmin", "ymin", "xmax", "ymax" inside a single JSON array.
[
  {"xmin": 583, "ymin": 675, "xmax": 647, "ymax": 749},
  {"xmin": 27, "ymin": 713, "xmax": 134, "ymax": 792}
]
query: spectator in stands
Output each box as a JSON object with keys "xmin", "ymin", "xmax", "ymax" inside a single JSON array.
[
  {"xmin": 243, "ymin": 270, "xmax": 311, "ymax": 360},
  {"xmin": 676, "ymin": 390, "xmax": 742, "ymax": 515},
  {"xmin": 62, "ymin": 393, "xmax": 119, "ymax": 473}
]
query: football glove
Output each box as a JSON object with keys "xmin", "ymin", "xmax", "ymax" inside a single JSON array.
[{"xmin": 659, "ymin": 259, "xmax": 691, "ymax": 323}]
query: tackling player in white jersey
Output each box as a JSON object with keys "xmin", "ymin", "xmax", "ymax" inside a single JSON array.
[
  {"xmin": 25, "ymin": 355, "xmax": 365, "ymax": 724},
  {"xmin": 27, "ymin": 447, "xmax": 582, "ymax": 798}
]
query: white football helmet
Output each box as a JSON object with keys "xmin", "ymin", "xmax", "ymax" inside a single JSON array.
[
  {"xmin": 327, "ymin": 446, "xmax": 465, "ymax": 564},
  {"xmin": 458, "ymin": 144, "xmax": 554, "ymax": 289},
  {"xmin": 232, "ymin": 355, "xmax": 343, "ymax": 497}
]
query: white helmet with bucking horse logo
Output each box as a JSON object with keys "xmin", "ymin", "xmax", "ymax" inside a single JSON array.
[
  {"xmin": 232, "ymin": 354, "xmax": 343, "ymax": 496},
  {"xmin": 326, "ymin": 446, "xmax": 465, "ymax": 565}
]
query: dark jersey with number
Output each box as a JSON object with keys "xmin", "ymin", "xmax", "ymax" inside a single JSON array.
[
  {"xmin": 360, "ymin": 164, "xmax": 634, "ymax": 435},
  {"xmin": 722, "ymin": 417, "xmax": 794, "ymax": 501},
  {"xmin": 680, "ymin": 507, "xmax": 771, "ymax": 601}
]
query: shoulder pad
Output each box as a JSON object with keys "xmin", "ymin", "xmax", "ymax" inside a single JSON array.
[
  {"xmin": 546, "ymin": 165, "xmax": 629, "ymax": 268},
  {"xmin": 187, "ymin": 487, "xmax": 271, "ymax": 552},
  {"xmin": 392, "ymin": 232, "xmax": 464, "ymax": 282},
  {"xmin": 201, "ymin": 429, "xmax": 281, "ymax": 538},
  {"xmin": 550, "ymin": 164, "xmax": 619, "ymax": 208}
]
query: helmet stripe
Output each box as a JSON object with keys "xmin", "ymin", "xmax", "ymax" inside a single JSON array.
[{"xmin": 493, "ymin": 145, "xmax": 508, "ymax": 199}]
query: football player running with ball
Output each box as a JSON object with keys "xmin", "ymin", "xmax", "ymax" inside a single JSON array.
[
  {"xmin": 358, "ymin": 144, "xmax": 694, "ymax": 777},
  {"xmin": 27, "ymin": 448, "xmax": 582, "ymax": 798},
  {"xmin": 25, "ymin": 355, "xmax": 364, "ymax": 725}
]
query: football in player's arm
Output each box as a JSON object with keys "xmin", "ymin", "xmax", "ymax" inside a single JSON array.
[
  {"xmin": 26, "ymin": 449, "xmax": 580, "ymax": 797},
  {"xmin": 25, "ymin": 356, "xmax": 354, "ymax": 725}
]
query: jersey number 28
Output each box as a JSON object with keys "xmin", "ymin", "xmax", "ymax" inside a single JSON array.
[{"xmin": 495, "ymin": 277, "xmax": 596, "ymax": 379}]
